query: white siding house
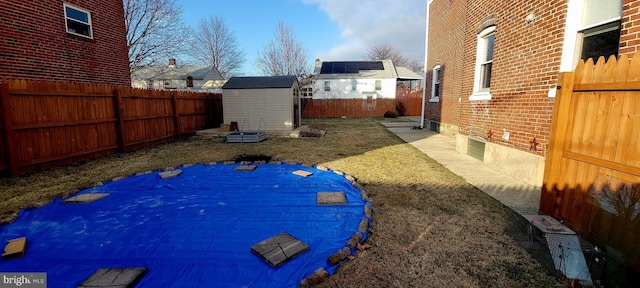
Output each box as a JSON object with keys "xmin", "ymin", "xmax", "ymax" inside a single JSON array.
[
  {"xmin": 131, "ymin": 59, "xmax": 225, "ymax": 92},
  {"xmin": 311, "ymin": 60, "xmax": 421, "ymax": 100},
  {"xmin": 222, "ymin": 76, "xmax": 300, "ymax": 132}
]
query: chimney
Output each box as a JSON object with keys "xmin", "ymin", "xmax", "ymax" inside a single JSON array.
[{"xmin": 169, "ymin": 58, "xmax": 176, "ymax": 67}]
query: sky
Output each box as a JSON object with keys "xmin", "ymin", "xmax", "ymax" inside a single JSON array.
[{"xmin": 178, "ymin": 0, "xmax": 426, "ymax": 76}]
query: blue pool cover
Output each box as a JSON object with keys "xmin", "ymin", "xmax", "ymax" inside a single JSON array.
[{"xmin": 0, "ymin": 163, "xmax": 371, "ymax": 287}]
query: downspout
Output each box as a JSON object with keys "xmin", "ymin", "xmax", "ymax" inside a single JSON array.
[{"xmin": 421, "ymin": 0, "xmax": 433, "ymax": 129}]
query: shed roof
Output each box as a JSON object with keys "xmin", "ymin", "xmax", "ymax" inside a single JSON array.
[{"xmin": 222, "ymin": 76, "xmax": 298, "ymax": 89}]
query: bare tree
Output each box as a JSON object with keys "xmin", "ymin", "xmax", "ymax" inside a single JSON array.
[
  {"xmin": 364, "ymin": 43, "xmax": 422, "ymax": 72},
  {"xmin": 255, "ymin": 21, "xmax": 310, "ymax": 77},
  {"xmin": 190, "ymin": 16, "xmax": 245, "ymax": 79},
  {"xmin": 124, "ymin": 0, "xmax": 191, "ymax": 71}
]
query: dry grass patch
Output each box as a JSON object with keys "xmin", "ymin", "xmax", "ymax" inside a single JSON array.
[{"xmin": 0, "ymin": 118, "xmax": 560, "ymax": 287}]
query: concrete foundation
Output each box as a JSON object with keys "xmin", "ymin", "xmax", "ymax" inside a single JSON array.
[{"xmin": 456, "ymin": 135, "xmax": 544, "ymax": 187}]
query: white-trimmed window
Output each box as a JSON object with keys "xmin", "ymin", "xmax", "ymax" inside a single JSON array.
[
  {"xmin": 470, "ymin": 26, "xmax": 495, "ymax": 101},
  {"xmin": 147, "ymin": 80, "xmax": 154, "ymax": 89},
  {"xmin": 324, "ymin": 81, "xmax": 331, "ymax": 91},
  {"xmin": 430, "ymin": 65, "xmax": 441, "ymax": 102},
  {"xmin": 576, "ymin": 0, "xmax": 622, "ymax": 63},
  {"xmin": 559, "ymin": 0, "xmax": 622, "ymax": 73},
  {"xmin": 64, "ymin": 4, "xmax": 92, "ymax": 38},
  {"xmin": 351, "ymin": 79, "xmax": 357, "ymax": 91},
  {"xmin": 375, "ymin": 80, "xmax": 382, "ymax": 91}
]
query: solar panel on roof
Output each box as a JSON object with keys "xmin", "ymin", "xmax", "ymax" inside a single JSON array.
[{"xmin": 319, "ymin": 61, "xmax": 384, "ymax": 74}]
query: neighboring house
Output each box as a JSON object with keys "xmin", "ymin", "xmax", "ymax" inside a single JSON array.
[
  {"xmin": 423, "ymin": 0, "xmax": 634, "ymax": 187},
  {"xmin": 311, "ymin": 59, "xmax": 423, "ymax": 100},
  {"xmin": 222, "ymin": 76, "xmax": 300, "ymax": 132},
  {"xmin": 131, "ymin": 59, "xmax": 226, "ymax": 92},
  {"xmin": 0, "ymin": 1, "xmax": 130, "ymax": 86}
]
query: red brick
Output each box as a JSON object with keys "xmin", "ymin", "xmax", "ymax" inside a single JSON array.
[{"xmin": 0, "ymin": 0, "xmax": 129, "ymax": 85}]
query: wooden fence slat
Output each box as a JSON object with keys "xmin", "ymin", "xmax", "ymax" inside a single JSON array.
[
  {"xmin": 171, "ymin": 92, "xmax": 180, "ymax": 138},
  {"xmin": 0, "ymin": 81, "xmax": 18, "ymax": 177},
  {"xmin": 114, "ymin": 88, "xmax": 126, "ymax": 153}
]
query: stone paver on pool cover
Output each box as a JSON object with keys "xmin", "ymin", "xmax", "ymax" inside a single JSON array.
[
  {"xmin": 158, "ymin": 169, "xmax": 183, "ymax": 179},
  {"xmin": 250, "ymin": 232, "xmax": 309, "ymax": 267},
  {"xmin": 234, "ymin": 165, "xmax": 257, "ymax": 172},
  {"xmin": 317, "ymin": 192, "xmax": 347, "ymax": 205},
  {"xmin": 2, "ymin": 237, "xmax": 26, "ymax": 260},
  {"xmin": 62, "ymin": 193, "xmax": 110, "ymax": 204},
  {"xmin": 78, "ymin": 268, "xmax": 147, "ymax": 288}
]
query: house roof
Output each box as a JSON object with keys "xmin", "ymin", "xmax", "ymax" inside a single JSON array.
[
  {"xmin": 131, "ymin": 65, "xmax": 223, "ymax": 81},
  {"xmin": 313, "ymin": 60, "xmax": 398, "ymax": 79},
  {"xmin": 395, "ymin": 67, "xmax": 424, "ymax": 80},
  {"xmin": 222, "ymin": 76, "xmax": 298, "ymax": 89}
]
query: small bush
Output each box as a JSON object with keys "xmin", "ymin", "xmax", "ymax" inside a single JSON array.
[
  {"xmin": 384, "ymin": 111, "xmax": 397, "ymax": 118},
  {"xmin": 308, "ymin": 121, "xmax": 327, "ymax": 131},
  {"xmin": 395, "ymin": 101, "xmax": 406, "ymax": 116},
  {"xmin": 300, "ymin": 128, "xmax": 324, "ymax": 138}
]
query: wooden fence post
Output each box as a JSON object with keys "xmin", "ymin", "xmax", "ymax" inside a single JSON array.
[
  {"xmin": 540, "ymin": 71, "xmax": 575, "ymax": 215},
  {"xmin": 171, "ymin": 92, "xmax": 180, "ymax": 139},
  {"xmin": 0, "ymin": 81, "xmax": 19, "ymax": 177},
  {"xmin": 113, "ymin": 88, "xmax": 126, "ymax": 153}
]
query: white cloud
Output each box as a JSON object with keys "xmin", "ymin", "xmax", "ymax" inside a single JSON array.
[{"xmin": 303, "ymin": 0, "xmax": 426, "ymax": 62}]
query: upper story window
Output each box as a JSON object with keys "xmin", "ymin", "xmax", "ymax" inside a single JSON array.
[
  {"xmin": 577, "ymin": 0, "xmax": 622, "ymax": 62},
  {"xmin": 351, "ymin": 79, "xmax": 357, "ymax": 91},
  {"xmin": 580, "ymin": 21, "xmax": 620, "ymax": 62},
  {"xmin": 430, "ymin": 65, "xmax": 441, "ymax": 102},
  {"xmin": 186, "ymin": 76, "xmax": 194, "ymax": 87},
  {"xmin": 324, "ymin": 81, "xmax": 331, "ymax": 91},
  {"xmin": 375, "ymin": 80, "xmax": 382, "ymax": 91},
  {"xmin": 471, "ymin": 26, "xmax": 495, "ymax": 101},
  {"xmin": 64, "ymin": 4, "xmax": 93, "ymax": 38}
]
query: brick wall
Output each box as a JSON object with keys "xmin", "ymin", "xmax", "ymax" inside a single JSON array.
[
  {"xmin": 620, "ymin": 0, "xmax": 640, "ymax": 55},
  {"xmin": 426, "ymin": 0, "xmax": 566, "ymax": 155},
  {"xmin": 427, "ymin": 0, "xmax": 640, "ymax": 156},
  {"xmin": 0, "ymin": 0, "xmax": 130, "ymax": 86},
  {"xmin": 460, "ymin": 0, "xmax": 566, "ymax": 155},
  {"xmin": 424, "ymin": 0, "xmax": 466, "ymax": 130}
]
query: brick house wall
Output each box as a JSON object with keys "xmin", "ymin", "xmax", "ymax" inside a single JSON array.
[
  {"xmin": 620, "ymin": 0, "xmax": 640, "ymax": 55},
  {"xmin": 0, "ymin": 1, "xmax": 130, "ymax": 86},
  {"xmin": 425, "ymin": 0, "xmax": 640, "ymax": 185},
  {"xmin": 424, "ymin": 0, "xmax": 466, "ymax": 136},
  {"xmin": 460, "ymin": 0, "xmax": 565, "ymax": 155}
]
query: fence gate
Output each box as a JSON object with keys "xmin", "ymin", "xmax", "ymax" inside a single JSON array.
[{"xmin": 540, "ymin": 53, "xmax": 640, "ymax": 274}]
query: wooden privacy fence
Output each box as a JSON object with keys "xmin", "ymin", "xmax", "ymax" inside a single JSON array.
[
  {"xmin": 0, "ymin": 79, "xmax": 222, "ymax": 177},
  {"xmin": 540, "ymin": 53, "xmax": 640, "ymax": 272},
  {"xmin": 302, "ymin": 96, "xmax": 422, "ymax": 118}
]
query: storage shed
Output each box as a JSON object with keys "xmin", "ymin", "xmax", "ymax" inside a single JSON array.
[{"xmin": 222, "ymin": 76, "xmax": 301, "ymax": 132}]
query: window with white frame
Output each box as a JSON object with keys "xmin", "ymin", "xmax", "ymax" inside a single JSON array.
[
  {"xmin": 64, "ymin": 4, "xmax": 92, "ymax": 38},
  {"xmin": 430, "ymin": 65, "xmax": 441, "ymax": 102},
  {"xmin": 351, "ymin": 79, "xmax": 357, "ymax": 91},
  {"xmin": 580, "ymin": 22, "xmax": 620, "ymax": 62},
  {"xmin": 324, "ymin": 81, "xmax": 331, "ymax": 91},
  {"xmin": 147, "ymin": 80, "xmax": 154, "ymax": 89},
  {"xmin": 577, "ymin": 0, "xmax": 622, "ymax": 63},
  {"xmin": 375, "ymin": 80, "xmax": 382, "ymax": 91},
  {"xmin": 470, "ymin": 26, "xmax": 495, "ymax": 100}
]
